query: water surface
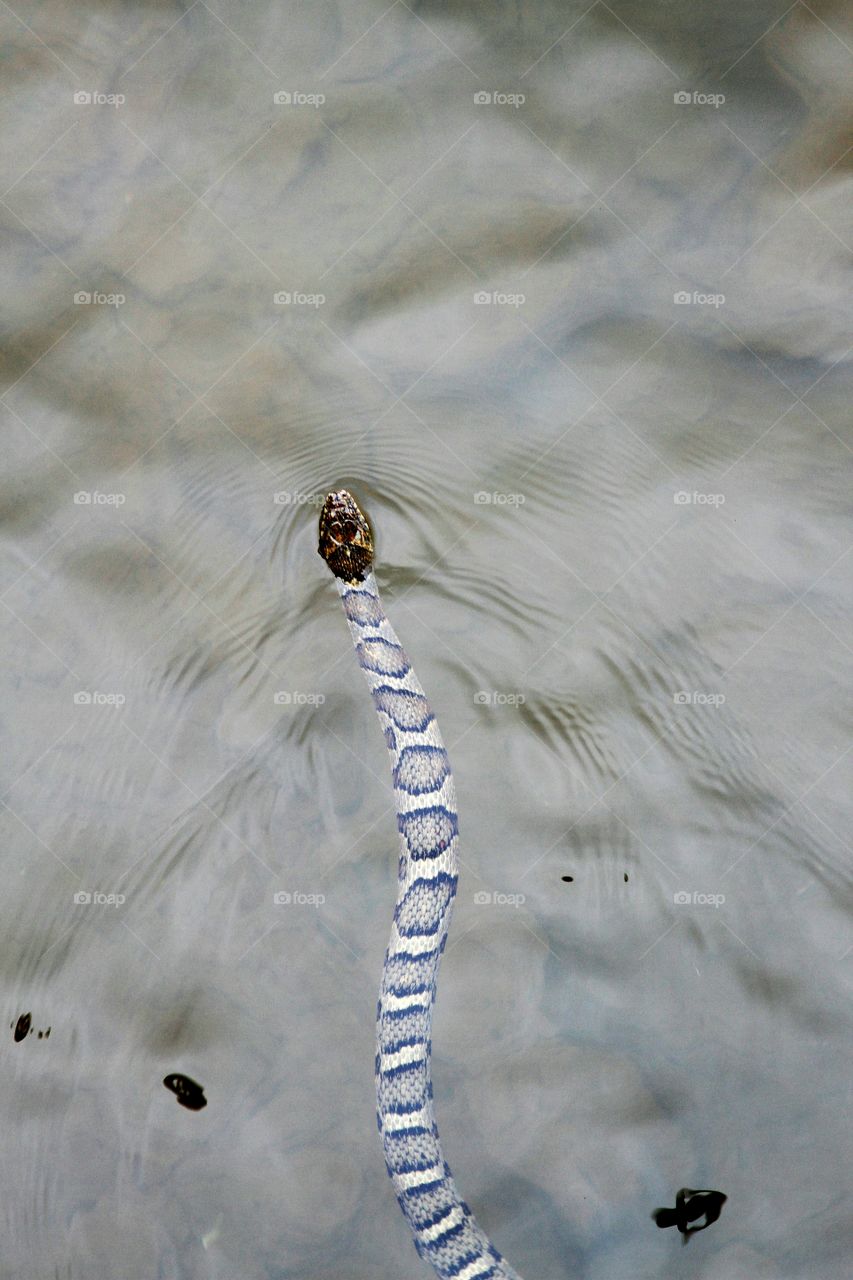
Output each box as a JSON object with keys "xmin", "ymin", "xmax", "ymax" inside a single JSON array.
[{"xmin": 1, "ymin": 2, "xmax": 851, "ymax": 1277}]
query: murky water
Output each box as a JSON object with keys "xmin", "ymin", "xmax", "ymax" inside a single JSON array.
[{"xmin": 1, "ymin": 2, "xmax": 851, "ymax": 1277}]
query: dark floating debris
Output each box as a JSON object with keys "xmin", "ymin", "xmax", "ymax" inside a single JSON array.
[
  {"xmin": 11, "ymin": 1014, "xmax": 51, "ymax": 1042},
  {"xmin": 653, "ymin": 1187, "xmax": 727, "ymax": 1242},
  {"xmin": 560, "ymin": 873, "xmax": 630, "ymax": 884},
  {"xmin": 12, "ymin": 1013, "xmax": 31, "ymax": 1042},
  {"xmin": 164, "ymin": 1073, "xmax": 207, "ymax": 1111}
]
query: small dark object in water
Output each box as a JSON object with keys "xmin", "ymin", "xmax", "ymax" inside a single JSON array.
[
  {"xmin": 12, "ymin": 1013, "xmax": 31, "ymax": 1042},
  {"xmin": 561, "ymin": 875, "xmax": 574, "ymax": 883},
  {"xmin": 653, "ymin": 1187, "xmax": 726, "ymax": 1241},
  {"xmin": 624, "ymin": 872, "xmax": 628, "ymax": 882},
  {"xmin": 163, "ymin": 1073, "xmax": 207, "ymax": 1111},
  {"xmin": 11, "ymin": 1015, "xmax": 50, "ymax": 1041}
]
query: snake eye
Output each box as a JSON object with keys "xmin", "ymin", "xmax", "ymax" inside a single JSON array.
[
  {"xmin": 328, "ymin": 520, "xmax": 343, "ymax": 542},
  {"xmin": 342, "ymin": 520, "xmax": 358, "ymax": 542}
]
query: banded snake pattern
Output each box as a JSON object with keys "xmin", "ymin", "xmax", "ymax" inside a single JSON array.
[{"xmin": 319, "ymin": 490, "xmax": 524, "ymax": 1280}]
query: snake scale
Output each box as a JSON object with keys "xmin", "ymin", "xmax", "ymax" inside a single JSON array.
[{"xmin": 319, "ymin": 490, "xmax": 524, "ymax": 1280}]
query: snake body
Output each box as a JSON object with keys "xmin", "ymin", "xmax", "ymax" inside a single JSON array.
[{"xmin": 319, "ymin": 491, "xmax": 523, "ymax": 1280}]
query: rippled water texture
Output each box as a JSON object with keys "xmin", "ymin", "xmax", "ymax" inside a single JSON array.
[{"xmin": 1, "ymin": 2, "xmax": 851, "ymax": 1277}]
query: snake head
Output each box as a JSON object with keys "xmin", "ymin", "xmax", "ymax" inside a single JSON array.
[{"xmin": 318, "ymin": 489, "xmax": 374, "ymax": 582}]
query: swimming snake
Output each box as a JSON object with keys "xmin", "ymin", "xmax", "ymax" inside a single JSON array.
[{"xmin": 319, "ymin": 489, "xmax": 523, "ymax": 1280}]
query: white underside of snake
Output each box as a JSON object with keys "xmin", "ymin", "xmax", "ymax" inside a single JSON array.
[{"xmin": 319, "ymin": 491, "xmax": 524, "ymax": 1280}]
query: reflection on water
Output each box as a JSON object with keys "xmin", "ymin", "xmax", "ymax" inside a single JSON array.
[{"xmin": 1, "ymin": 1, "xmax": 851, "ymax": 1277}]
